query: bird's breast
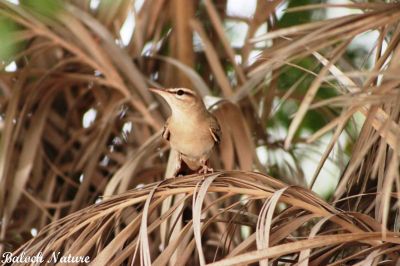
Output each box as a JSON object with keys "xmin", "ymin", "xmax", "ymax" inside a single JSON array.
[{"xmin": 168, "ymin": 119, "xmax": 215, "ymax": 159}]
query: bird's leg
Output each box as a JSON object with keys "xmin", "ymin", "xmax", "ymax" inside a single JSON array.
[
  {"xmin": 162, "ymin": 123, "xmax": 170, "ymax": 141},
  {"xmin": 173, "ymin": 153, "xmax": 182, "ymax": 177},
  {"xmin": 198, "ymin": 158, "xmax": 213, "ymax": 175}
]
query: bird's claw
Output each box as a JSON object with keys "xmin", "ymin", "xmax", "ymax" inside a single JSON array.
[
  {"xmin": 199, "ymin": 166, "xmax": 213, "ymax": 181},
  {"xmin": 198, "ymin": 165, "xmax": 214, "ymax": 175}
]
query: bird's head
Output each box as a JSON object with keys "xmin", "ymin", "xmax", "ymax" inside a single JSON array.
[{"xmin": 150, "ymin": 87, "xmax": 205, "ymax": 115}]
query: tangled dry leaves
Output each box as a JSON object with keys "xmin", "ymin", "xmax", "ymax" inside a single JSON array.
[
  {"xmin": 0, "ymin": 0, "xmax": 400, "ymax": 265},
  {"xmin": 12, "ymin": 172, "xmax": 400, "ymax": 265}
]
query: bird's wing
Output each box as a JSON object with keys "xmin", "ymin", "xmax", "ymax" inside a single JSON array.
[
  {"xmin": 162, "ymin": 118, "xmax": 171, "ymax": 141},
  {"xmin": 209, "ymin": 115, "xmax": 221, "ymax": 144}
]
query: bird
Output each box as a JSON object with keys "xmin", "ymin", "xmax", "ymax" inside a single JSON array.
[{"xmin": 150, "ymin": 87, "xmax": 221, "ymax": 175}]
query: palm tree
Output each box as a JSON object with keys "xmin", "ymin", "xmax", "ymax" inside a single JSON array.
[{"xmin": 1, "ymin": 0, "xmax": 400, "ymax": 264}]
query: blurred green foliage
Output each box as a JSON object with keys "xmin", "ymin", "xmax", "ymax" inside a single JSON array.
[
  {"xmin": 20, "ymin": 0, "xmax": 62, "ymax": 18},
  {"xmin": 278, "ymin": 0, "xmax": 323, "ymax": 27},
  {"xmin": 0, "ymin": 17, "xmax": 19, "ymax": 62}
]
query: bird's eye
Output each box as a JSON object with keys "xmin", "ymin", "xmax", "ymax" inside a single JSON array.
[{"xmin": 176, "ymin": 89, "xmax": 185, "ymax": 96}]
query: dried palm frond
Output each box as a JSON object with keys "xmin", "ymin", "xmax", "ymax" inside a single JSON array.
[
  {"xmin": 14, "ymin": 171, "xmax": 400, "ymax": 265},
  {"xmin": 1, "ymin": 0, "xmax": 400, "ymax": 264}
]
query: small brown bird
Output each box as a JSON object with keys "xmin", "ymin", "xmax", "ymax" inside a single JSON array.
[{"xmin": 150, "ymin": 87, "xmax": 221, "ymax": 174}]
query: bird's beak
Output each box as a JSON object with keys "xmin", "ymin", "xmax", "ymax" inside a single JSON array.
[
  {"xmin": 149, "ymin": 87, "xmax": 167, "ymax": 95},
  {"xmin": 150, "ymin": 88, "xmax": 171, "ymax": 105}
]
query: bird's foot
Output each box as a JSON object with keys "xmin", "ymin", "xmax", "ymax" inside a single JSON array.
[{"xmin": 198, "ymin": 165, "xmax": 214, "ymax": 175}]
